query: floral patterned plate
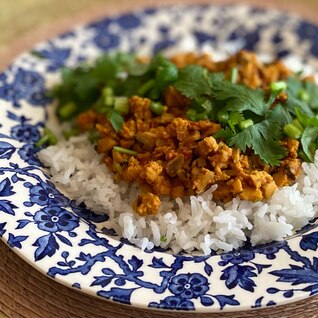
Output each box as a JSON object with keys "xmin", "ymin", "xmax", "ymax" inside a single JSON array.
[{"xmin": 1, "ymin": 4, "xmax": 318, "ymax": 313}]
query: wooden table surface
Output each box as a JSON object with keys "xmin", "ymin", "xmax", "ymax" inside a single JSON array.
[{"xmin": 1, "ymin": 0, "xmax": 318, "ymax": 317}]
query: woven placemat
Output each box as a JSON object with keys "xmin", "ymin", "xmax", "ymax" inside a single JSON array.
[
  {"xmin": 1, "ymin": 0, "xmax": 318, "ymax": 317},
  {"xmin": 1, "ymin": 239, "xmax": 318, "ymax": 318}
]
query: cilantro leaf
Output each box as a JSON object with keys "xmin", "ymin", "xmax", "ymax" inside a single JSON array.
[
  {"xmin": 214, "ymin": 126, "xmax": 235, "ymax": 140},
  {"xmin": 229, "ymin": 120, "xmax": 287, "ymax": 165},
  {"xmin": 266, "ymin": 104, "xmax": 293, "ymax": 127},
  {"xmin": 52, "ymin": 53, "xmax": 139, "ymax": 120},
  {"xmin": 174, "ymin": 65, "xmax": 223, "ymax": 100},
  {"xmin": 285, "ymin": 77, "xmax": 314, "ymax": 116},
  {"xmin": 295, "ymin": 107, "xmax": 318, "ymax": 127},
  {"xmin": 304, "ymin": 80, "xmax": 318, "ymax": 110},
  {"xmin": 301, "ymin": 126, "xmax": 318, "ymax": 162},
  {"xmin": 209, "ymin": 80, "xmax": 267, "ymax": 116}
]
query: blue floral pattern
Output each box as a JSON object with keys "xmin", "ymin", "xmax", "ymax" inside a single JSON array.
[
  {"xmin": 168, "ymin": 273, "xmax": 209, "ymax": 299},
  {"xmin": 0, "ymin": 68, "xmax": 49, "ymax": 107},
  {"xmin": 0, "ymin": 4, "xmax": 318, "ymax": 312},
  {"xmin": 25, "ymin": 180, "xmax": 69, "ymax": 207},
  {"xmin": 34, "ymin": 207, "xmax": 79, "ymax": 233},
  {"xmin": 32, "ymin": 44, "xmax": 71, "ymax": 72}
]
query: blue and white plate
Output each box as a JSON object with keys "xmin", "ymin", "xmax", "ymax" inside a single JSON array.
[{"xmin": 1, "ymin": 4, "xmax": 318, "ymax": 312}]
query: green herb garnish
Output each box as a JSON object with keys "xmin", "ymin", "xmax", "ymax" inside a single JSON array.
[
  {"xmin": 113, "ymin": 146, "xmax": 138, "ymax": 156},
  {"xmin": 36, "ymin": 128, "xmax": 58, "ymax": 147},
  {"xmin": 160, "ymin": 235, "xmax": 167, "ymax": 242}
]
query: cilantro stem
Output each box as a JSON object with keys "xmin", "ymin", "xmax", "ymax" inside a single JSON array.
[
  {"xmin": 270, "ymin": 81, "xmax": 287, "ymax": 93},
  {"xmin": 230, "ymin": 67, "xmax": 238, "ymax": 84},
  {"xmin": 284, "ymin": 122, "xmax": 303, "ymax": 139},
  {"xmin": 239, "ymin": 119, "xmax": 254, "ymax": 130},
  {"xmin": 113, "ymin": 146, "xmax": 138, "ymax": 156},
  {"xmin": 149, "ymin": 88, "xmax": 160, "ymax": 100},
  {"xmin": 138, "ymin": 79, "xmax": 155, "ymax": 96},
  {"xmin": 114, "ymin": 97, "xmax": 129, "ymax": 114}
]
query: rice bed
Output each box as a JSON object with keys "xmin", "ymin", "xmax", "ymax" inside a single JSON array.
[{"xmin": 38, "ymin": 135, "xmax": 318, "ymax": 254}]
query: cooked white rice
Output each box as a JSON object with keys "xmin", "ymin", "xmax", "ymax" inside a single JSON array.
[{"xmin": 37, "ymin": 134, "xmax": 318, "ymax": 254}]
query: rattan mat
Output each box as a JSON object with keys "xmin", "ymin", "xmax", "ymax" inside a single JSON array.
[{"xmin": 1, "ymin": 0, "xmax": 318, "ymax": 317}]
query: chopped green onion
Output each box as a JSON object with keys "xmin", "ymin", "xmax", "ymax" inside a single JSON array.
[
  {"xmin": 102, "ymin": 87, "xmax": 113, "ymax": 97},
  {"xmin": 150, "ymin": 101, "xmax": 165, "ymax": 115},
  {"xmin": 88, "ymin": 130, "xmax": 100, "ymax": 143},
  {"xmin": 102, "ymin": 87, "xmax": 114, "ymax": 106},
  {"xmin": 104, "ymin": 95, "xmax": 114, "ymax": 107},
  {"xmin": 284, "ymin": 123, "xmax": 303, "ymax": 139},
  {"xmin": 270, "ymin": 81, "xmax": 287, "ymax": 93},
  {"xmin": 113, "ymin": 146, "xmax": 138, "ymax": 156},
  {"xmin": 291, "ymin": 119, "xmax": 304, "ymax": 132},
  {"xmin": 298, "ymin": 89, "xmax": 310, "ymax": 102},
  {"xmin": 63, "ymin": 127, "xmax": 80, "ymax": 140},
  {"xmin": 58, "ymin": 102, "xmax": 77, "ymax": 120},
  {"xmin": 137, "ymin": 79, "xmax": 155, "ymax": 96},
  {"xmin": 239, "ymin": 119, "xmax": 254, "ymax": 130},
  {"xmin": 160, "ymin": 235, "xmax": 167, "ymax": 243},
  {"xmin": 230, "ymin": 67, "xmax": 238, "ymax": 84},
  {"xmin": 35, "ymin": 128, "xmax": 58, "ymax": 147},
  {"xmin": 217, "ymin": 109, "xmax": 229, "ymax": 123},
  {"xmin": 114, "ymin": 97, "xmax": 129, "ymax": 114}
]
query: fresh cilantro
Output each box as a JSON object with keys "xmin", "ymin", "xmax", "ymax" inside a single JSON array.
[
  {"xmin": 285, "ymin": 77, "xmax": 314, "ymax": 116},
  {"xmin": 174, "ymin": 65, "xmax": 221, "ymax": 99},
  {"xmin": 51, "ymin": 52, "xmax": 179, "ymax": 132},
  {"xmin": 301, "ymin": 126, "xmax": 318, "ymax": 162},
  {"xmin": 303, "ymin": 80, "xmax": 318, "ymax": 109},
  {"xmin": 229, "ymin": 120, "xmax": 287, "ymax": 165},
  {"xmin": 174, "ymin": 66, "xmax": 224, "ymax": 121},
  {"xmin": 209, "ymin": 80, "xmax": 267, "ymax": 116},
  {"xmin": 52, "ymin": 54, "xmax": 132, "ymax": 120},
  {"xmin": 266, "ymin": 104, "xmax": 293, "ymax": 127},
  {"xmin": 51, "ymin": 51, "xmax": 318, "ymax": 165},
  {"xmin": 214, "ymin": 126, "xmax": 235, "ymax": 140},
  {"xmin": 175, "ymin": 64, "xmax": 288, "ymax": 165},
  {"xmin": 295, "ymin": 107, "xmax": 318, "ymax": 127},
  {"xmin": 228, "ymin": 111, "xmax": 245, "ymax": 132}
]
